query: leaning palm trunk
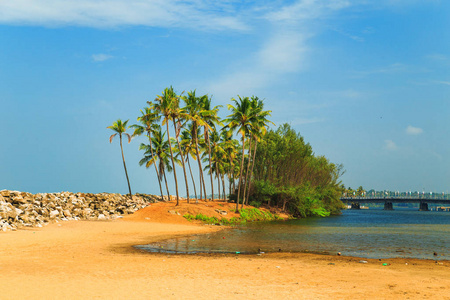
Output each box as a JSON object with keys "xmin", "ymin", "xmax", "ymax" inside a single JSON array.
[
  {"xmin": 173, "ymin": 119, "xmax": 190, "ymax": 203},
  {"xmin": 161, "ymin": 168, "xmax": 170, "ymax": 200},
  {"xmin": 166, "ymin": 122, "xmax": 180, "ymax": 205},
  {"xmin": 194, "ymin": 136, "xmax": 207, "ymax": 200},
  {"xmin": 119, "ymin": 135, "xmax": 133, "ymax": 199},
  {"xmin": 186, "ymin": 155, "xmax": 198, "ymax": 200},
  {"xmin": 236, "ymin": 135, "xmax": 246, "ymax": 211},
  {"xmin": 148, "ymin": 133, "xmax": 164, "ymax": 201},
  {"xmin": 242, "ymin": 137, "xmax": 252, "ymax": 208}
]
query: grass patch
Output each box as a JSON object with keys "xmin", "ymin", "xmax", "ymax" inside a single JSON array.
[{"xmin": 183, "ymin": 208, "xmax": 282, "ymax": 225}]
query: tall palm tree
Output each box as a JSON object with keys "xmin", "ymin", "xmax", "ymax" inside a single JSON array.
[
  {"xmin": 243, "ymin": 96, "xmax": 273, "ymax": 206},
  {"xmin": 224, "ymin": 96, "xmax": 256, "ymax": 211},
  {"xmin": 182, "ymin": 91, "xmax": 207, "ymax": 200},
  {"xmin": 140, "ymin": 126, "xmax": 174, "ymax": 199},
  {"xmin": 210, "ymin": 130, "xmax": 226, "ymax": 200},
  {"xmin": 131, "ymin": 105, "xmax": 164, "ymax": 201},
  {"xmin": 107, "ymin": 119, "xmax": 133, "ymax": 199},
  {"xmin": 154, "ymin": 86, "xmax": 181, "ymax": 205},
  {"xmin": 168, "ymin": 95, "xmax": 191, "ymax": 203},
  {"xmin": 180, "ymin": 127, "xmax": 198, "ymax": 200},
  {"xmin": 199, "ymin": 95, "xmax": 222, "ymax": 201}
]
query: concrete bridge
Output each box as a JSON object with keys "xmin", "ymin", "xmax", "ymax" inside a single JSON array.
[{"xmin": 340, "ymin": 197, "xmax": 450, "ymax": 211}]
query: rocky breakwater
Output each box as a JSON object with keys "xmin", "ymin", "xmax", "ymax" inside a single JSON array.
[{"xmin": 0, "ymin": 190, "xmax": 160, "ymax": 232}]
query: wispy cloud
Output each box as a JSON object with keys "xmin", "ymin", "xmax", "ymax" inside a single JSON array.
[
  {"xmin": 426, "ymin": 53, "xmax": 449, "ymax": 62},
  {"xmin": 354, "ymin": 63, "xmax": 408, "ymax": 77},
  {"xmin": 91, "ymin": 53, "xmax": 113, "ymax": 62},
  {"xmin": 433, "ymin": 80, "xmax": 450, "ymax": 86},
  {"xmin": 384, "ymin": 139, "xmax": 398, "ymax": 151},
  {"xmin": 406, "ymin": 125, "xmax": 423, "ymax": 135},
  {"xmin": 208, "ymin": 1, "xmax": 350, "ymax": 100},
  {"xmin": 0, "ymin": 0, "xmax": 248, "ymax": 30},
  {"xmin": 208, "ymin": 30, "xmax": 309, "ymax": 101}
]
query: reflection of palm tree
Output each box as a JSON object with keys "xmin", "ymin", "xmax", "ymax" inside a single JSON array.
[
  {"xmin": 131, "ymin": 105, "xmax": 164, "ymax": 201},
  {"xmin": 107, "ymin": 119, "xmax": 133, "ymax": 199}
]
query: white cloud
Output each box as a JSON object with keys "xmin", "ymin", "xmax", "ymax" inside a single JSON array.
[
  {"xmin": 406, "ymin": 125, "xmax": 423, "ymax": 135},
  {"xmin": 384, "ymin": 139, "xmax": 398, "ymax": 151},
  {"xmin": 0, "ymin": 0, "xmax": 248, "ymax": 30},
  {"xmin": 91, "ymin": 54, "xmax": 113, "ymax": 62},
  {"xmin": 354, "ymin": 63, "xmax": 408, "ymax": 77},
  {"xmin": 434, "ymin": 81, "xmax": 450, "ymax": 86}
]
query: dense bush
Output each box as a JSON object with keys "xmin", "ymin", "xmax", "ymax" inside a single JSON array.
[{"xmin": 247, "ymin": 124, "xmax": 345, "ymax": 217}]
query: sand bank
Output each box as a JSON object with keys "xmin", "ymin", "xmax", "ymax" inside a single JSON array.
[{"xmin": 0, "ymin": 212, "xmax": 449, "ymax": 299}]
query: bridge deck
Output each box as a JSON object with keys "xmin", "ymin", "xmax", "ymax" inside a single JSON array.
[{"xmin": 340, "ymin": 197, "xmax": 450, "ymax": 204}]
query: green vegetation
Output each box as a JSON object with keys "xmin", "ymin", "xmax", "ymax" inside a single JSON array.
[
  {"xmin": 183, "ymin": 208, "xmax": 281, "ymax": 225},
  {"xmin": 109, "ymin": 86, "xmax": 345, "ymax": 218},
  {"xmin": 107, "ymin": 119, "xmax": 133, "ymax": 199},
  {"xmin": 248, "ymin": 124, "xmax": 345, "ymax": 217}
]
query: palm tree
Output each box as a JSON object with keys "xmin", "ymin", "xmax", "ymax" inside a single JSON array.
[
  {"xmin": 199, "ymin": 95, "xmax": 222, "ymax": 201},
  {"xmin": 168, "ymin": 95, "xmax": 191, "ymax": 203},
  {"xmin": 243, "ymin": 96, "xmax": 273, "ymax": 206},
  {"xmin": 224, "ymin": 96, "xmax": 256, "ymax": 211},
  {"xmin": 154, "ymin": 86, "xmax": 185, "ymax": 205},
  {"xmin": 220, "ymin": 127, "xmax": 239, "ymax": 201},
  {"xmin": 182, "ymin": 91, "xmax": 207, "ymax": 200},
  {"xmin": 131, "ymin": 105, "xmax": 164, "ymax": 201},
  {"xmin": 142, "ymin": 126, "xmax": 174, "ymax": 199},
  {"xmin": 211, "ymin": 130, "xmax": 227, "ymax": 200},
  {"xmin": 180, "ymin": 127, "xmax": 198, "ymax": 200},
  {"xmin": 107, "ymin": 119, "xmax": 133, "ymax": 199}
]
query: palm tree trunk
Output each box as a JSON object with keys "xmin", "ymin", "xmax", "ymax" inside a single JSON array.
[
  {"xmin": 247, "ymin": 139, "xmax": 258, "ymax": 205},
  {"xmin": 205, "ymin": 130, "xmax": 214, "ymax": 201},
  {"xmin": 194, "ymin": 135, "xmax": 207, "ymax": 201},
  {"xmin": 148, "ymin": 133, "xmax": 164, "ymax": 201},
  {"xmin": 173, "ymin": 119, "xmax": 190, "ymax": 203},
  {"xmin": 186, "ymin": 154, "xmax": 198, "ymax": 200},
  {"xmin": 236, "ymin": 134, "xmax": 246, "ymax": 212},
  {"xmin": 162, "ymin": 168, "xmax": 170, "ymax": 201},
  {"xmin": 221, "ymin": 173, "xmax": 226, "ymax": 200},
  {"xmin": 119, "ymin": 135, "xmax": 132, "ymax": 200},
  {"xmin": 242, "ymin": 137, "xmax": 252, "ymax": 209},
  {"xmin": 215, "ymin": 161, "xmax": 220, "ymax": 200},
  {"xmin": 166, "ymin": 121, "xmax": 179, "ymax": 205}
]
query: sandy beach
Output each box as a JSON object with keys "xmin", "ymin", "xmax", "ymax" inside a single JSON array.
[{"xmin": 1, "ymin": 204, "xmax": 449, "ymax": 299}]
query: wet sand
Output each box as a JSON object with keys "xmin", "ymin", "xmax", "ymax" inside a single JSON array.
[{"xmin": 0, "ymin": 218, "xmax": 449, "ymax": 299}]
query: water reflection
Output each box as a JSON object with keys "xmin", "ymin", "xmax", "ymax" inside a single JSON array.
[{"xmin": 136, "ymin": 209, "xmax": 450, "ymax": 260}]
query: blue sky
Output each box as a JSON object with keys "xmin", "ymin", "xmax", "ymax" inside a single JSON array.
[{"xmin": 1, "ymin": 0, "xmax": 449, "ymax": 194}]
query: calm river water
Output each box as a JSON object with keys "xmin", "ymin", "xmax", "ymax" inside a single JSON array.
[{"xmin": 136, "ymin": 209, "xmax": 450, "ymax": 260}]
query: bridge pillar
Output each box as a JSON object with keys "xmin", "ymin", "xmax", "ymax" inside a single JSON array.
[
  {"xmin": 419, "ymin": 202, "xmax": 429, "ymax": 211},
  {"xmin": 384, "ymin": 202, "xmax": 394, "ymax": 210},
  {"xmin": 351, "ymin": 202, "xmax": 360, "ymax": 209}
]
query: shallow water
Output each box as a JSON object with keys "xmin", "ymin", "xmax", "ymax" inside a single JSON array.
[{"xmin": 136, "ymin": 209, "xmax": 450, "ymax": 260}]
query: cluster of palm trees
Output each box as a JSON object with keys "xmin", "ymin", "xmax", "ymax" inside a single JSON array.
[{"xmin": 107, "ymin": 86, "xmax": 273, "ymax": 211}]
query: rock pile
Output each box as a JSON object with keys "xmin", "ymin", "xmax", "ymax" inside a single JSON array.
[{"xmin": 0, "ymin": 190, "xmax": 162, "ymax": 232}]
